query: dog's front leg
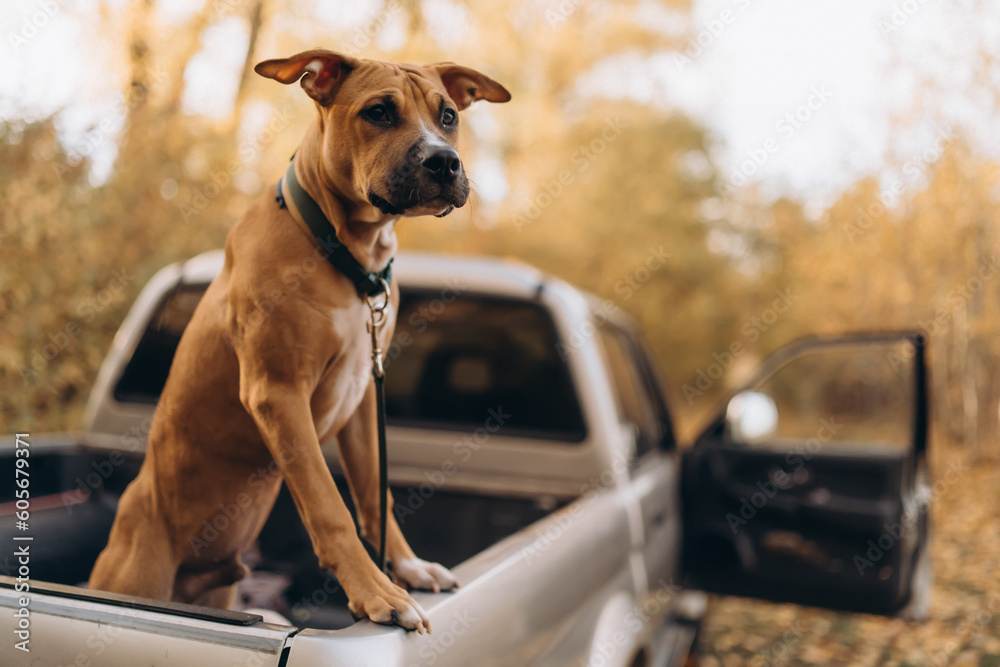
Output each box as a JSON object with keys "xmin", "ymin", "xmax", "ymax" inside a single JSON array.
[
  {"xmin": 239, "ymin": 375, "xmax": 430, "ymax": 632},
  {"xmin": 338, "ymin": 380, "xmax": 460, "ymax": 594}
]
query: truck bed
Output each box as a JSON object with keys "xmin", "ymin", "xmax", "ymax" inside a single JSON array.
[{"xmin": 0, "ymin": 437, "xmax": 558, "ymax": 630}]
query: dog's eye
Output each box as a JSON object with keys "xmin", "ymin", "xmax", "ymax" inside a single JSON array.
[
  {"xmin": 442, "ymin": 108, "xmax": 457, "ymax": 127},
  {"xmin": 362, "ymin": 105, "xmax": 391, "ymax": 124}
]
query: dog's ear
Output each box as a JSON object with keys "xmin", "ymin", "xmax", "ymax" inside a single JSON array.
[
  {"xmin": 428, "ymin": 63, "xmax": 511, "ymax": 111},
  {"xmin": 254, "ymin": 49, "xmax": 359, "ymax": 106}
]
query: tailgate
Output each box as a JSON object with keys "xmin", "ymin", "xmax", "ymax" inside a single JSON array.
[{"xmin": 0, "ymin": 577, "xmax": 296, "ymax": 666}]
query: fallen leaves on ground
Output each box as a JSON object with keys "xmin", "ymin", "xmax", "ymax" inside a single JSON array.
[{"xmin": 696, "ymin": 447, "xmax": 1000, "ymax": 666}]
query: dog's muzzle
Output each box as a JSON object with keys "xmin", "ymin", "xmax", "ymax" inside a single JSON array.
[{"xmin": 370, "ymin": 143, "xmax": 470, "ymax": 216}]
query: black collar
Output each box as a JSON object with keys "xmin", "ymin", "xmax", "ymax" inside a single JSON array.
[{"xmin": 276, "ymin": 159, "xmax": 393, "ymax": 298}]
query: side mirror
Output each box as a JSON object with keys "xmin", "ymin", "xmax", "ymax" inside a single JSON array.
[{"xmin": 725, "ymin": 391, "xmax": 778, "ymax": 444}]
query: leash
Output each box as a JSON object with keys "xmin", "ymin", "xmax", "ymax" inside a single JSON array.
[
  {"xmin": 366, "ymin": 280, "xmax": 390, "ymax": 573},
  {"xmin": 276, "ymin": 160, "xmax": 392, "ymax": 573}
]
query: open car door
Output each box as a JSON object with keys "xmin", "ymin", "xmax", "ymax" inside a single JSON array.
[{"xmin": 681, "ymin": 333, "xmax": 930, "ymax": 617}]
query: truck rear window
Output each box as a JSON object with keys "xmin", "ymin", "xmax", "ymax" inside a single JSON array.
[
  {"xmin": 113, "ymin": 286, "xmax": 204, "ymax": 404},
  {"xmin": 114, "ymin": 285, "xmax": 587, "ymax": 442},
  {"xmin": 384, "ymin": 290, "xmax": 587, "ymax": 442}
]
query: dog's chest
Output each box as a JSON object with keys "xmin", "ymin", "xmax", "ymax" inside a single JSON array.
[{"xmin": 311, "ymin": 300, "xmax": 395, "ymax": 439}]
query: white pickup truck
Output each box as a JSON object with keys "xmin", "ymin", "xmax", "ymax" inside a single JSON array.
[{"xmin": 1, "ymin": 251, "xmax": 931, "ymax": 666}]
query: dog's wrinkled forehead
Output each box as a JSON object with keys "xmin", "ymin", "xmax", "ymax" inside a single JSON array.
[{"xmin": 337, "ymin": 62, "xmax": 448, "ymax": 119}]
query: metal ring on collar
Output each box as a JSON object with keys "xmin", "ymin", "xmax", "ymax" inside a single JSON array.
[{"xmin": 366, "ymin": 277, "xmax": 391, "ymax": 323}]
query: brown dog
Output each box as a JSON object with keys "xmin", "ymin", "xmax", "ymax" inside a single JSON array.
[{"xmin": 88, "ymin": 50, "xmax": 510, "ymax": 633}]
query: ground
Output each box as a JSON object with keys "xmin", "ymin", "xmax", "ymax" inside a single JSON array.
[{"xmin": 696, "ymin": 447, "xmax": 1000, "ymax": 667}]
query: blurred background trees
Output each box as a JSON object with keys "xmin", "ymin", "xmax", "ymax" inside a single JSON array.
[{"xmin": 0, "ymin": 0, "xmax": 997, "ymax": 456}]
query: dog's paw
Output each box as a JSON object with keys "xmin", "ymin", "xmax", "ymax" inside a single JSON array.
[
  {"xmin": 347, "ymin": 575, "xmax": 431, "ymax": 634},
  {"xmin": 391, "ymin": 557, "xmax": 460, "ymax": 594}
]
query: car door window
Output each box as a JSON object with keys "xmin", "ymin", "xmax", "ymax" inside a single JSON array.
[
  {"xmin": 598, "ymin": 323, "xmax": 670, "ymax": 461},
  {"xmin": 727, "ymin": 340, "xmax": 915, "ymax": 453}
]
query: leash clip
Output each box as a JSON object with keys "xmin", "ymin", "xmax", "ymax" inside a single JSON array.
[{"xmin": 366, "ymin": 278, "xmax": 391, "ymax": 379}]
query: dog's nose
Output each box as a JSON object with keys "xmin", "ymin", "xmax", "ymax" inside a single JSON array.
[{"xmin": 422, "ymin": 147, "xmax": 462, "ymax": 183}]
